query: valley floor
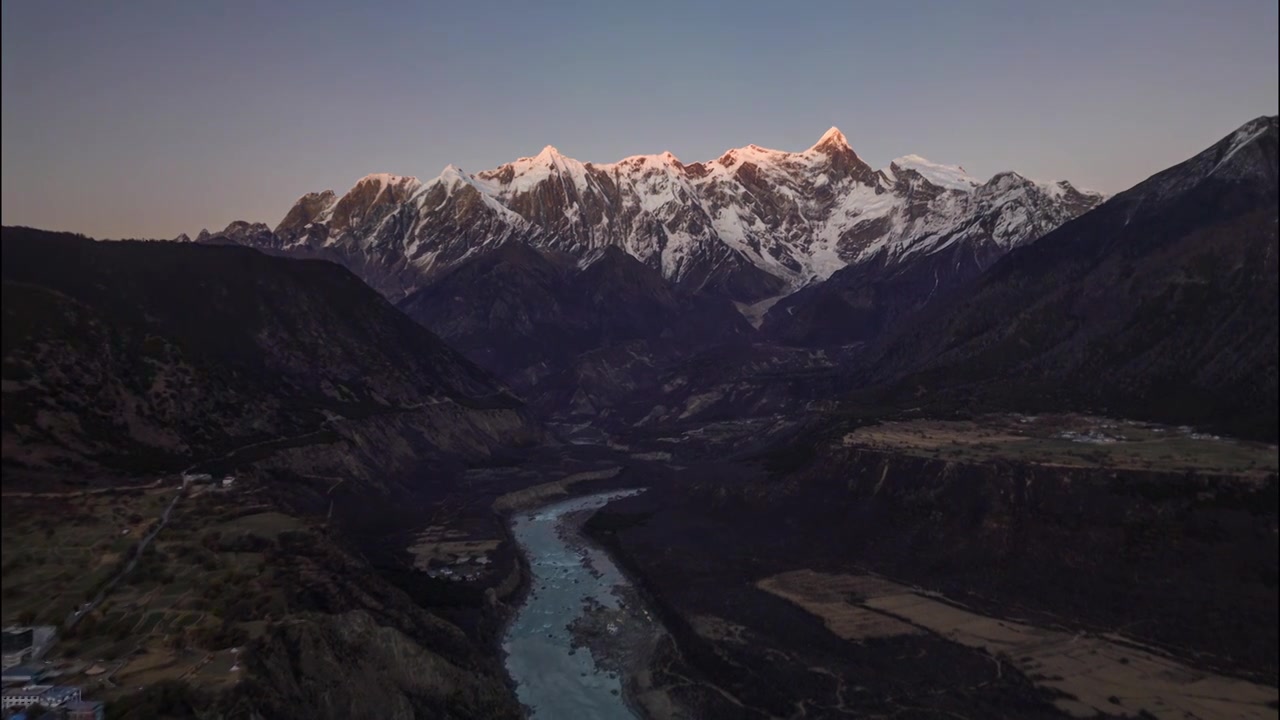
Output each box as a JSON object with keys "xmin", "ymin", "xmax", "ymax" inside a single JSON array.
[
  {"xmin": 3, "ymin": 411, "xmax": 1275, "ymax": 720},
  {"xmin": 758, "ymin": 569, "xmax": 1277, "ymax": 720}
]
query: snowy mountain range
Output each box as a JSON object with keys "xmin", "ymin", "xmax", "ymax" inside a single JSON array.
[{"xmin": 196, "ymin": 128, "xmax": 1103, "ymax": 304}]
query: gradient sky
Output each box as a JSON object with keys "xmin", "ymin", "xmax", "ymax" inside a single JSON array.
[{"xmin": 3, "ymin": 0, "xmax": 1277, "ymax": 239}]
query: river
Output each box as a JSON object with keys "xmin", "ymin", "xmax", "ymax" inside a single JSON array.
[{"xmin": 503, "ymin": 489, "xmax": 651, "ymax": 719}]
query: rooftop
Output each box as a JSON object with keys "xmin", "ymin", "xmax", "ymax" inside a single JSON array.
[
  {"xmin": 2, "ymin": 684, "xmax": 80, "ymax": 699},
  {"xmin": 1, "ymin": 629, "xmax": 33, "ymax": 654},
  {"xmin": 1, "ymin": 664, "xmax": 46, "ymax": 679}
]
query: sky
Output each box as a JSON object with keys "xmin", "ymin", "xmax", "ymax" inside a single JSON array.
[{"xmin": 2, "ymin": 0, "xmax": 1277, "ymax": 239}]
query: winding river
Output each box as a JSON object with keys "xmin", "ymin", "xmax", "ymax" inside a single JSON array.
[{"xmin": 503, "ymin": 489, "xmax": 648, "ymax": 719}]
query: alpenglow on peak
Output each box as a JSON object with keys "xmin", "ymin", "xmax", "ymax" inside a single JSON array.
[
  {"xmin": 207, "ymin": 127, "xmax": 1103, "ymax": 303},
  {"xmin": 811, "ymin": 126, "xmax": 851, "ymax": 151}
]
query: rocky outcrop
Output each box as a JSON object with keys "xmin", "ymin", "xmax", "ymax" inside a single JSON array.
[{"xmin": 240, "ymin": 610, "xmax": 521, "ymax": 720}]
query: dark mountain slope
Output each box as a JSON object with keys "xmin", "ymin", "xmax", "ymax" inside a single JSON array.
[
  {"xmin": 2, "ymin": 227, "xmax": 548, "ymax": 718},
  {"xmin": 1, "ymin": 227, "xmax": 528, "ymax": 479},
  {"xmin": 398, "ymin": 242, "xmax": 755, "ymax": 420},
  {"xmin": 396, "ymin": 241, "xmax": 581, "ymax": 385},
  {"xmin": 568, "ymin": 246, "xmax": 682, "ymax": 340},
  {"xmin": 865, "ymin": 116, "xmax": 1279, "ymax": 439},
  {"xmin": 760, "ymin": 240, "xmax": 993, "ymax": 348}
]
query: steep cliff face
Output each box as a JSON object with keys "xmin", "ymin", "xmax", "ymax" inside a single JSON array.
[
  {"xmin": 583, "ymin": 435, "xmax": 1278, "ymax": 717},
  {"xmin": 227, "ymin": 526, "xmax": 523, "ymax": 720},
  {"xmin": 791, "ymin": 447, "xmax": 1275, "ymax": 667},
  {"xmin": 1, "ymin": 227, "xmax": 533, "ymax": 484},
  {"xmin": 240, "ymin": 610, "xmax": 521, "ymax": 720},
  {"xmin": 634, "ymin": 442, "xmax": 1279, "ymax": 677}
]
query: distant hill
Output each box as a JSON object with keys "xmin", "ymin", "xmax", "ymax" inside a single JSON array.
[{"xmin": 1, "ymin": 227, "xmax": 531, "ymax": 480}]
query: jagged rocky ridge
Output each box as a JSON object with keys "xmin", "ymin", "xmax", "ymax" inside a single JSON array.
[
  {"xmin": 759, "ymin": 168, "xmax": 1104, "ymax": 345},
  {"xmin": 197, "ymin": 128, "xmax": 1103, "ymax": 305}
]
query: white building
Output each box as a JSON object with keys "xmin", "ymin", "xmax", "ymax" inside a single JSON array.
[
  {"xmin": 1, "ymin": 626, "xmax": 57, "ymax": 670},
  {"xmin": 2, "ymin": 684, "xmax": 82, "ymax": 710}
]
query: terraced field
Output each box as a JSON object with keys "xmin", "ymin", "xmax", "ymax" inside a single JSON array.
[
  {"xmin": 760, "ymin": 570, "xmax": 1280, "ymax": 720},
  {"xmin": 842, "ymin": 413, "xmax": 1279, "ymax": 476},
  {"xmin": 2, "ymin": 480, "xmax": 312, "ymax": 701}
]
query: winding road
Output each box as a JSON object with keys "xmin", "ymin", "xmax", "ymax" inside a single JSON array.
[
  {"xmin": 65, "ymin": 483, "xmax": 186, "ymax": 630},
  {"xmin": 51, "ymin": 392, "xmax": 512, "ymax": 629}
]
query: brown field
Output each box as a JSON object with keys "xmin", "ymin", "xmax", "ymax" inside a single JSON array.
[
  {"xmin": 688, "ymin": 614, "xmax": 753, "ymax": 644},
  {"xmin": 211, "ymin": 510, "xmax": 303, "ymax": 537},
  {"xmin": 759, "ymin": 569, "xmax": 1280, "ymax": 720},
  {"xmin": 492, "ymin": 465, "xmax": 622, "ymax": 512},
  {"xmin": 842, "ymin": 413, "xmax": 1279, "ymax": 477},
  {"xmin": 409, "ymin": 467, "xmax": 625, "ymax": 570},
  {"xmin": 757, "ymin": 573, "xmax": 924, "ymax": 641},
  {"xmin": 407, "ymin": 534, "xmax": 500, "ymax": 571}
]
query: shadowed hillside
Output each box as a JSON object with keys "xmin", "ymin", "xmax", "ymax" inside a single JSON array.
[
  {"xmin": 2, "ymin": 227, "xmax": 529, "ymax": 482},
  {"xmin": 863, "ymin": 116, "xmax": 1279, "ymax": 440}
]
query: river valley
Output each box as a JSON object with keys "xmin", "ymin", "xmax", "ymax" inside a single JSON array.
[{"xmin": 503, "ymin": 489, "xmax": 660, "ymax": 719}]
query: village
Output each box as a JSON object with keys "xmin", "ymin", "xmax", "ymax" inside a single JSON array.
[
  {"xmin": 1, "ymin": 470, "xmax": 254, "ymax": 719},
  {"xmin": 422, "ymin": 553, "xmax": 493, "ymax": 582},
  {"xmin": 2, "ymin": 626, "xmax": 103, "ymax": 720},
  {"xmin": 409, "ymin": 523, "xmax": 498, "ymax": 584}
]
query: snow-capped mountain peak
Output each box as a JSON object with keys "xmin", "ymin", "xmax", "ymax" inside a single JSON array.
[
  {"xmin": 433, "ymin": 164, "xmax": 475, "ymax": 191},
  {"xmin": 810, "ymin": 126, "xmax": 852, "ymax": 152},
  {"xmin": 1209, "ymin": 115, "xmax": 1276, "ymax": 179},
  {"xmin": 1100, "ymin": 115, "xmax": 1277, "ymax": 210},
  {"xmin": 353, "ymin": 172, "xmax": 422, "ymax": 192},
  {"xmin": 887, "ymin": 154, "xmax": 979, "ymax": 191},
  {"xmin": 534, "ymin": 145, "xmax": 563, "ymax": 162},
  {"xmin": 606, "ymin": 151, "xmax": 684, "ymax": 171}
]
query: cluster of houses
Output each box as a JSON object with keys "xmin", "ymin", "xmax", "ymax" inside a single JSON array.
[
  {"xmin": 181, "ymin": 472, "xmax": 237, "ymax": 490},
  {"xmin": 1055, "ymin": 429, "xmax": 1121, "ymax": 444},
  {"xmin": 2, "ymin": 687, "xmax": 102, "ymax": 719},
  {"xmin": 2, "ymin": 629, "xmax": 103, "ymax": 720},
  {"xmin": 425, "ymin": 553, "xmax": 493, "ymax": 582}
]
